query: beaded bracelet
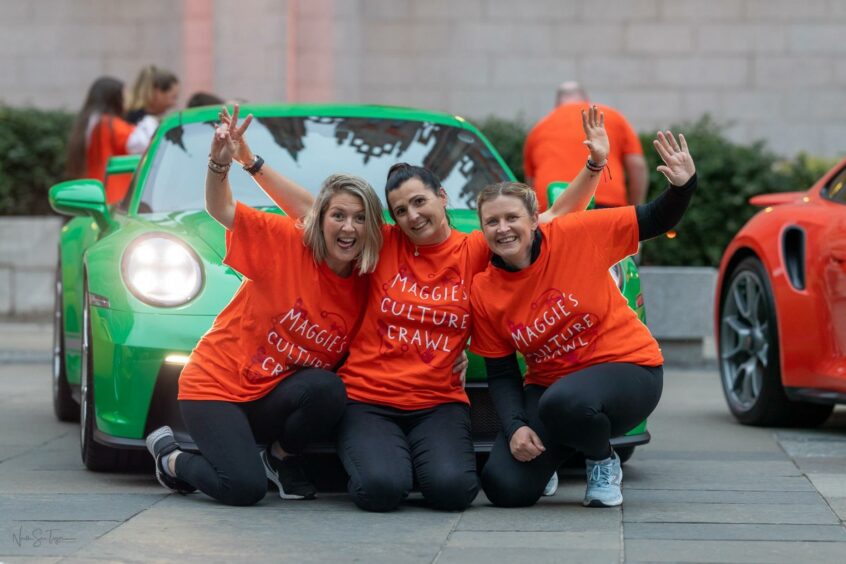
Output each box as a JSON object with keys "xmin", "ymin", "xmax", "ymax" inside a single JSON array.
[
  {"xmin": 208, "ymin": 158, "xmax": 232, "ymax": 174},
  {"xmin": 586, "ymin": 158, "xmax": 607, "ymax": 172}
]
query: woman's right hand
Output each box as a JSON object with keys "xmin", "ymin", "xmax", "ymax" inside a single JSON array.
[
  {"xmin": 509, "ymin": 425, "xmax": 546, "ymax": 462},
  {"xmin": 219, "ymin": 104, "xmax": 255, "ymax": 165}
]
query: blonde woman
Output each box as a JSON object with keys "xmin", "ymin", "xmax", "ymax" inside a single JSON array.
[{"xmin": 145, "ymin": 107, "xmax": 384, "ymax": 506}]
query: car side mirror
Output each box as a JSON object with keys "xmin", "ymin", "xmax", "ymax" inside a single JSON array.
[
  {"xmin": 547, "ymin": 181, "xmax": 596, "ymax": 211},
  {"xmin": 49, "ymin": 179, "xmax": 116, "ymax": 232}
]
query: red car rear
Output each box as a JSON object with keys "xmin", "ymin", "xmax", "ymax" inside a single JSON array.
[{"xmin": 715, "ymin": 159, "xmax": 846, "ymax": 426}]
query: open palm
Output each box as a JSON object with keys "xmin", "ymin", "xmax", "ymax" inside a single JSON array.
[{"xmin": 653, "ymin": 130, "xmax": 695, "ymax": 186}]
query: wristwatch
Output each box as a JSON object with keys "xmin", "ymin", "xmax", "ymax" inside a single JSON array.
[{"xmin": 243, "ymin": 154, "xmax": 264, "ymax": 176}]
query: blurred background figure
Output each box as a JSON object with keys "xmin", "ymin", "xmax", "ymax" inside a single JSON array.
[
  {"xmin": 186, "ymin": 91, "xmax": 224, "ymax": 108},
  {"xmin": 524, "ymin": 81, "xmax": 648, "ymax": 211},
  {"xmin": 64, "ymin": 76, "xmax": 156, "ymax": 203},
  {"xmin": 126, "ymin": 65, "xmax": 180, "ymax": 123}
]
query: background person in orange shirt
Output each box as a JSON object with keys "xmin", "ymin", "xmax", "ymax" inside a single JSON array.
[
  {"xmin": 65, "ymin": 76, "xmax": 157, "ymax": 202},
  {"xmin": 227, "ymin": 106, "xmax": 610, "ymax": 512},
  {"xmin": 145, "ymin": 106, "xmax": 385, "ymax": 506},
  {"xmin": 471, "ymin": 130, "xmax": 697, "ymax": 509},
  {"xmin": 524, "ymin": 81, "xmax": 648, "ymax": 210}
]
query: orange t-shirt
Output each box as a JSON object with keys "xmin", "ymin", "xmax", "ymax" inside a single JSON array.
[
  {"xmin": 524, "ymin": 102, "xmax": 643, "ymax": 210},
  {"xmin": 178, "ymin": 202, "xmax": 369, "ymax": 402},
  {"xmin": 86, "ymin": 116, "xmax": 134, "ymax": 180},
  {"xmin": 469, "ymin": 207, "xmax": 663, "ymax": 388},
  {"xmin": 338, "ymin": 225, "xmax": 490, "ymax": 410}
]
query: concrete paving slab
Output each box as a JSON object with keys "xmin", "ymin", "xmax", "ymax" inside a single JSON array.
[
  {"xmin": 445, "ymin": 530, "xmax": 619, "ymax": 549},
  {"xmin": 0, "ymin": 494, "xmax": 165, "ymax": 521},
  {"xmin": 624, "ymin": 522, "xmax": 846, "ymax": 541},
  {"xmin": 456, "ymin": 503, "xmax": 620, "ymax": 532},
  {"xmin": 622, "ymin": 488, "xmax": 824, "ymax": 505},
  {"xmin": 0, "ymin": 557, "xmax": 62, "ymax": 564},
  {"xmin": 634, "ymin": 449, "xmax": 787, "ymax": 462},
  {"xmin": 436, "ymin": 546, "xmax": 619, "ymax": 564},
  {"xmin": 806, "ymin": 473, "xmax": 846, "ymax": 498},
  {"xmin": 827, "ymin": 497, "xmax": 846, "ymax": 521},
  {"xmin": 623, "ymin": 501, "xmax": 839, "ymax": 525},
  {"xmin": 625, "ymin": 539, "xmax": 846, "ymax": 563},
  {"xmin": 789, "ymin": 457, "xmax": 846, "ymax": 474}
]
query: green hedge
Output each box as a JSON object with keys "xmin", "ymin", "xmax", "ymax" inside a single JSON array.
[
  {"xmin": 0, "ymin": 105, "xmax": 74, "ymax": 216},
  {"xmin": 477, "ymin": 114, "xmax": 838, "ymax": 267}
]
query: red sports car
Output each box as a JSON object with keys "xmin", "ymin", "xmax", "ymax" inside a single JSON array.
[{"xmin": 716, "ymin": 159, "xmax": 846, "ymax": 426}]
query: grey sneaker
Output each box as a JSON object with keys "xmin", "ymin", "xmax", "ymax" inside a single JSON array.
[
  {"xmin": 583, "ymin": 451, "xmax": 623, "ymax": 507},
  {"xmin": 145, "ymin": 426, "xmax": 196, "ymax": 495},
  {"xmin": 542, "ymin": 471, "xmax": 559, "ymax": 496},
  {"xmin": 260, "ymin": 448, "xmax": 316, "ymax": 500}
]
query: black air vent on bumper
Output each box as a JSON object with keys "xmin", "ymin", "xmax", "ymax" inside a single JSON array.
[{"xmin": 783, "ymin": 226, "xmax": 806, "ymax": 291}]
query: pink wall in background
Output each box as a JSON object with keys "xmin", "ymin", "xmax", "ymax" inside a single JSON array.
[{"xmin": 182, "ymin": 0, "xmax": 214, "ymax": 99}]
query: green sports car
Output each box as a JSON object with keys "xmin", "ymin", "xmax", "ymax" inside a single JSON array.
[{"xmin": 50, "ymin": 104, "xmax": 649, "ymax": 471}]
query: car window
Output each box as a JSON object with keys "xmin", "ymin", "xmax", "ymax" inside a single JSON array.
[
  {"xmin": 138, "ymin": 117, "xmax": 511, "ymax": 213},
  {"xmin": 822, "ymin": 166, "xmax": 846, "ymax": 204}
]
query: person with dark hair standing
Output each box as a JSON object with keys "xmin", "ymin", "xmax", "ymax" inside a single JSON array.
[
  {"xmin": 470, "ymin": 130, "xmax": 697, "ymax": 509},
  {"xmin": 223, "ymin": 105, "xmax": 611, "ymax": 512},
  {"xmin": 126, "ymin": 65, "xmax": 180, "ymax": 124},
  {"xmin": 186, "ymin": 91, "xmax": 225, "ymax": 108},
  {"xmin": 65, "ymin": 76, "xmax": 156, "ymax": 202}
]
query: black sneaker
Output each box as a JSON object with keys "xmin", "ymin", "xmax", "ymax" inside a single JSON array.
[
  {"xmin": 145, "ymin": 426, "xmax": 196, "ymax": 495},
  {"xmin": 260, "ymin": 448, "xmax": 316, "ymax": 500}
]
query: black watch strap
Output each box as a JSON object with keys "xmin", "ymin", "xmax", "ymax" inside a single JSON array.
[{"xmin": 244, "ymin": 154, "xmax": 264, "ymax": 176}]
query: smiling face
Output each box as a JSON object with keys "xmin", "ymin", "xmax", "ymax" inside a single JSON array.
[
  {"xmin": 387, "ymin": 178, "xmax": 451, "ymax": 246},
  {"xmin": 322, "ymin": 192, "xmax": 366, "ymax": 277},
  {"xmin": 479, "ymin": 195, "xmax": 539, "ymax": 270}
]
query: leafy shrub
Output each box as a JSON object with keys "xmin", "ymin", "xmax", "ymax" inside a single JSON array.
[
  {"xmin": 639, "ymin": 116, "xmax": 838, "ymax": 266},
  {"xmin": 475, "ymin": 115, "xmax": 530, "ymax": 182},
  {"xmin": 0, "ymin": 105, "xmax": 74, "ymax": 216}
]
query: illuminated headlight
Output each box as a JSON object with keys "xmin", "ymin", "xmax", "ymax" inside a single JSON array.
[
  {"xmin": 122, "ymin": 234, "xmax": 203, "ymax": 307},
  {"xmin": 609, "ymin": 263, "xmax": 625, "ymax": 292}
]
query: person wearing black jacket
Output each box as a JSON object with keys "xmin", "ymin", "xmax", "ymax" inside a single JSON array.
[{"xmin": 469, "ymin": 131, "xmax": 697, "ymax": 508}]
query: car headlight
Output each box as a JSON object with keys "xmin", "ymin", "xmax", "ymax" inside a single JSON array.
[
  {"xmin": 121, "ymin": 234, "xmax": 203, "ymax": 307},
  {"xmin": 609, "ymin": 262, "xmax": 625, "ymax": 292}
]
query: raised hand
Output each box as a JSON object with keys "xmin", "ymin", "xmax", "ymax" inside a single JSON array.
[
  {"xmin": 581, "ymin": 104, "xmax": 609, "ymax": 164},
  {"xmin": 215, "ymin": 104, "xmax": 254, "ymax": 165},
  {"xmin": 653, "ymin": 130, "xmax": 696, "ymax": 186}
]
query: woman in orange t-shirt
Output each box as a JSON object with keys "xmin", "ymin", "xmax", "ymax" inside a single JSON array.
[
  {"xmin": 65, "ymin": 76, "xmax": 158, "ymax": 203},
  {"xmin": 470, "ymin": 131, "xmax": 697, "ymax": 509},
  {"xmin": 144, "ymin": 106, "xmax": 384, "ymax": 506},
  {"xmin": 231, "ymin": 106, "xmax": 611, "ymax": 511}
]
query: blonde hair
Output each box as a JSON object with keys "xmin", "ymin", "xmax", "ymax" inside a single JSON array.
[
  {"xmin": 127, "ymin": 65, "xmax": 179, "ymax": 113},
  {"xmin": 476, "ymin": 182, "xmax": 539, "ymax": 220},
  {"xmin": 301, "ymin": 174, "xmax": 384, "ymax": 274}
]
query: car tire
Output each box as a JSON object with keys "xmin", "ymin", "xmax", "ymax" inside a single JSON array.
[
  {"xmin": 53, "ymin": 262, "xmax": 79, "ymax": 422},
  {"xmin": 719, "ymin": 257, "xmax": 833, "ymax": 427},
  {"xmin": 80, "ymin": 279, "xmax": 143, "ymax": 472}
]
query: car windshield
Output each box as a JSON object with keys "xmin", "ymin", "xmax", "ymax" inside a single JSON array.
[{"xmin": 138, "ymin": 116, "xmax": 511, "ymax": 213}]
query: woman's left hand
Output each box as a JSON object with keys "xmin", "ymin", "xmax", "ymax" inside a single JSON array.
[
  {"xmin": 582, "ymin": 104, "xmax": 609, "ymax": 164},
  {"xmin": 653, "ymin": 130, "xmax": 696, "ymax": 186},
  {"xmin": 453, "ymin": 350, "xmax": 469, "ymax": 387}
]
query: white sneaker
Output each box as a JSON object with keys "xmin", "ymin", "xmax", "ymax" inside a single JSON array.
[
  {"xmin": 583, "ymin": 451, "xmax": 623, "ymax": 507},
  {"xmin": 542, "ymin": 471, "xmax": 558, "ymax": 496}
]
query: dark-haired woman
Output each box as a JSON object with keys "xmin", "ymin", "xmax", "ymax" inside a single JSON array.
[
  {"xmin": 219, "ymin": 105, "xmax": 611, "ymax": 511},
  {"xmin": 65, "ymin": 76, "xmax": 156, "ymax": 202},
  {"xmin": 469, "ymin": 131, "xmax": 697, "ymax": 509}
]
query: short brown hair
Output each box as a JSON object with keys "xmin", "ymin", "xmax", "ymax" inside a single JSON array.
[{"xmin": 476, "ymin": 182, "xmax": 538, "ymax": 220}]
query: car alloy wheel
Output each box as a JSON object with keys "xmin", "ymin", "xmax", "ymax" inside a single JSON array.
[
  {"xmin": 719, "ymin": 257, "xmax": 832, "ymax": 426},
  {"xmin": 720, "ymin": 269, "xmax": 768, "ymax": 411}
]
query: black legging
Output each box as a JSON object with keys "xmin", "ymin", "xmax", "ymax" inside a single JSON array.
[
  {"xmin": 176, "ymin": 368, "xmax": 347, "ymax": 506},
  {"xmin": 482, "ymin": 363, "xmax": 662, "ymax": 508},
  {"xmin": 337, "ymin": 401, "xmax": 480, "ymax": 512}
]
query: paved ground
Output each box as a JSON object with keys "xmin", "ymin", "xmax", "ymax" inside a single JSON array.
[{"xmin": 1, "ymin": 325, "xmax": 845, "ymax": 563}]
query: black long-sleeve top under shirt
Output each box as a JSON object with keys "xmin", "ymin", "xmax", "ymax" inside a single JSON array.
[{"xmin": 484, "ymin": 174, "xmax": 698, "ymax": 441}]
